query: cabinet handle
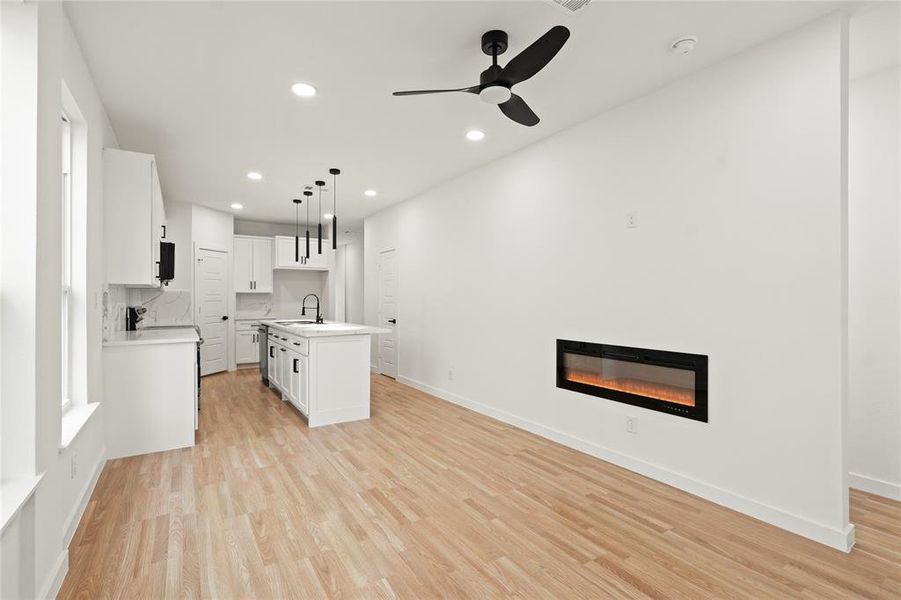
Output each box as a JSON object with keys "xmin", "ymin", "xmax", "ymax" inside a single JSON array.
[
  {"xmin": 156, "ymin": 261, "xmax": 161, "ymax": 280},
  {"xmin": 270, "ymin": 347, "xmax": 274, "ymax": 358},
  {"xmin": 161, "ymin": 225, "xmax": 167, "ymax": 239},
  {"xmin": 293, "ymin": 358, "xmax": 299, "ymax": 373},
  {"xmin": 280, "ymin": 348, "xmax": 286, "ymax": 352},
  {"xmin": 292, "ymin": 342, "xmax": 300, "ymax": 346}
]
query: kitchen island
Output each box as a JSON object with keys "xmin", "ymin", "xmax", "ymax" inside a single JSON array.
[{"xmin": 262, "ymin": 320, "xmax": 388, "ymax": 427}]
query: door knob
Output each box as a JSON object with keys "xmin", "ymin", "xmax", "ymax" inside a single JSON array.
[{"xmin": 221, "ymin": 315, "xmax": 229, "ymax": 321}]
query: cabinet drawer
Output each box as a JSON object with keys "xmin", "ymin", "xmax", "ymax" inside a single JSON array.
[
  {"xmin": 236, "ymin": 321, "xmax": 260, "ymax": 332},
  {"xmin": 288, "ymin": 337, "xmax": 309, "ymax": 356}
]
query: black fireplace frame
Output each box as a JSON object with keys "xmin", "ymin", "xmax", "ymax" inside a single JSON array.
[{"xmin": 556, "ymin": 340, "xmax": 708, "ymax": 422}]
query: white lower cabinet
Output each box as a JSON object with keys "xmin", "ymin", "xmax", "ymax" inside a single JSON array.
[{"xmin": 236, "ymin": 321, "xmax": 260, "ymax": 364}]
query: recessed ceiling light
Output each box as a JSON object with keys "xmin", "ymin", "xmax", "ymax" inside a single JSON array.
[
  {"xmin": 231, "ymin": 203, "xmax": 244, "ymax": 210},
  {"xmin": 323, "ymin": 213, "xmax": 334, "ymax": 220},
  {"xmin": 466, "ymin": 130, "xmax": 485, "ymax": 141},
  {"xmin": 364, "ymin": 189, "xmax": 377, "ymax": 197},
  {"xmin": 246, "ymin": 171, "xmax": 262, "ymax": 181},
  {"xmin": 291, "ymin": 82, "xmax": 317, "ymax": 97}
]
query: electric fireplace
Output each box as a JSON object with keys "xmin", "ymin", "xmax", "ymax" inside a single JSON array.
[{"xmin": 557, "ymin": 340, "xmax": 708, "ymax": 422}]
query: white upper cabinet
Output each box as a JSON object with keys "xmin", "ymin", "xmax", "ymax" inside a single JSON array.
[
  {"xmin": 274, "ymin": 235, "xmax": 331, "ymax": 270},
  {"xmin": 234, "ymin": 235, "xmax": 273, "ymax": 293},
  {"xmin": 104, "ymin": 148, "xmax": 167, "ymax": 287}
]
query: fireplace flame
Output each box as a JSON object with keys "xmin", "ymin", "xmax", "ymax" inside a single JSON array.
[{"xmin": 564, "ymin": 370, "xmax": 695, "ymax": 407}]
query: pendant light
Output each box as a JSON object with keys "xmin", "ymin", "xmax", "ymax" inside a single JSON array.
[
  {"xmin": 293, "ymin": 198, "xmax": 302, "ymax": 262},
  {"xmin": 315, "ymin": 180, "xmax": 325, "ymax": 254},
  {"xmin": 304, "ymin": 190, "xmax": 313, "ymax": 260},
  {"xmin": 329, "ymin": 168, "xmax": 340, "ymax": 250}
]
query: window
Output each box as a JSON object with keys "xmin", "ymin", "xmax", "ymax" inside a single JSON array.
[{"xmin": 61, "ymin": 113, "xmax": 72, "ymax": 411}]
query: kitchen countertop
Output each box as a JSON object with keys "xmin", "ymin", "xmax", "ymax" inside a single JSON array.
[
  {"xmin": 104, "ymin": 327, "xmax": 200, "ymax": 347},
  {"xmin": 263, "ymin": 319, "xmax": 390, "ymax": 338}
]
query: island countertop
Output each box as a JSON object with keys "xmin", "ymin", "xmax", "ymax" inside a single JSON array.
[{"xmin": 262, "ymin": 319, "xmax": 390, "ymax": 338}]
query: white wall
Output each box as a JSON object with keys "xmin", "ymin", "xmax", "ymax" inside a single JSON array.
[
  {"xmin": 1, "ymin": 2, "xmax": 114, "ymax": 597},
  {"xmin": 365, "ymin": 15, "xmax": 852, "ymax": 550},
  {"xmin": 344, "ymin": 234, "xmax": 365, "ymax": 324},
  {"xmin": 848, "ymin": 66, "xmax": 901, "ymax": 500}
]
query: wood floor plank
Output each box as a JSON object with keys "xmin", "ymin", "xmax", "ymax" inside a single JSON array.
[{"xmin": 58, "ymin": 369, "xmax": 901, "ymax": 599}]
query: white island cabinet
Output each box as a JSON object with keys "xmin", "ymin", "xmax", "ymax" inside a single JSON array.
[{"xmin": 263, "ymin": 321, "xmax": 388, "ymax": 427}]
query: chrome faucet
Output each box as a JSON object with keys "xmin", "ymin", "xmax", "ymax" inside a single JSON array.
[{"xmin": 301, "ymin": 293, "xmax": 323, "ymax": 323}]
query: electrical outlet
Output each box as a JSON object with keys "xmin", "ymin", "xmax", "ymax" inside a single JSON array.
[
  {"xmin": 70, "ymin": 454, "xmax": 78, "ymax": 479},
  {"xmin": 626, "ymin": 212, "xmax": 639, "ymax": 229},
  {"xmin": 626, "ymin": 417, "xmax": 638, "ymax": 434},
  {"xmin": 448, "ymin": 369, "xmax": 454, "ymax": 382}
]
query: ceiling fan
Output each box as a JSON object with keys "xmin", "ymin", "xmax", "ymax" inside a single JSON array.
[{"xmin": 392, "ymin": 26, "xmax": 570, "ymax": 127}]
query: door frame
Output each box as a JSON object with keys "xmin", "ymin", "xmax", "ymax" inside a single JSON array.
[
  {"xmin": 194, "ymin": 244, "xmax": 232, "ymax": 373},
  {"xmin": 378, "ymin": 248, "xmax": 398, "ymax": 378}
]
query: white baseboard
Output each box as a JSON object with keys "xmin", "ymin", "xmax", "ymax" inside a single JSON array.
[
  {"xmin": 397, "ymin": 375, "xmax": 856, "ymax": 553},
  {"xmin": 63, "ymin": 449, "xmax": 106, "ymax": 547},
  {"xmin": 38, "ymin": 550, "xmax": 68, "ymax": 600},
  {"xmin": 849, "ymin": 472, "xmax": 901, "ymax": 501},
  {"xmin": 40, "ymin": 448, "xmax": 107, "ymax": 599}
]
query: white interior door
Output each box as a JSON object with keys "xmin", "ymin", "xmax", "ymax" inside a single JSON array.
[
  {"xmin": 379, "ymin": 249, "xmax": 398, "ymax": 378},
  {"xmin": 196, "ymin": 247, "xmax": 228, "ymax": 375}
]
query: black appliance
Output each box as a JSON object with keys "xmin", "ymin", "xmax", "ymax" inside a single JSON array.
[
  {"xmin": 157, "ymin": 241, "xmax": 175, "ymax": 285},
  {"xmin": 126, "ymin": 306, "xmax": 146, "ymax": 331}
]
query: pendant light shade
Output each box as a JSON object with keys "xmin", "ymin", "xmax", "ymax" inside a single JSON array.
[
  {"xmin": 329, "ymin": 168, "xmax": 340, "ymax": 250},
  {"xmin": 303, "ymin": 190, "xmax": 313, "ymax": 259},
  {"xmin": 293, "ymin": 199, "xmax": 302, "ymax": 262},
  {"xmin": 315, "ymin": 180, "xmax": 325, "ymax": 254}
]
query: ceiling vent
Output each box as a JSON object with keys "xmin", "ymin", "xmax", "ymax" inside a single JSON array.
[{"xmin": 546, "ymin": 0, "xmax": 591, "ymax": 14}]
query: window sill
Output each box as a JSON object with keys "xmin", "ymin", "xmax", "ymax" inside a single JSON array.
[
  {"xmin": 0, "ymin": 473, "xmax": 44, "ymax": 534},
  {"xmin": 60, "ymin": 402, "xmax": 100, "ymax": 450}
]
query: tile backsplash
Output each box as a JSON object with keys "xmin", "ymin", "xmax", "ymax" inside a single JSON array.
[{"xmin": 103, "ymin": 285, "xmax": 192, "ymax": 337}]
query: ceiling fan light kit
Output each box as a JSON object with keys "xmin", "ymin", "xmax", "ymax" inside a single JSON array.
[{"xmin": 392, "ymin": 26, "xmax": 571, "ymax": 127}]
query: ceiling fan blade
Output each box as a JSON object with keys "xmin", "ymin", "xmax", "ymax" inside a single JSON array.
[
  {"xmin": 500, "ymin": 25, "xmax": 570, "ymax": 87},
  {"xmin": 392, "ymin": 86, "xmax": 479, "ymax": 96},
  {"xmin": 499, "ymin": 94, "xmax": 539, "ymax": 127}
]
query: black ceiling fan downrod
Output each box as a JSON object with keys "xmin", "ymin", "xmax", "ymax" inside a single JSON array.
[
  {"xmin": 293, "ymin": 198, "xmax": 302, "ymax": 262},
  {"xmin": 304, "ymin": 190, "xmax": 313, "ymax": 260},
  {"xmin": 316, "ymin": 180, "xmax": 325, "ymax": 254},
  {"xmin": 329, "ymin": 168, "xmax": 340, "ymax": 250}
]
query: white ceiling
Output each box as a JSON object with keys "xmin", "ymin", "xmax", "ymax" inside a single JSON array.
[{"xmin": 65, "ymin": 1, "xmax": 848, "ymax": 226}]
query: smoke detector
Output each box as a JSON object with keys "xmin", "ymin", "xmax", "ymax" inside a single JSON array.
[
  {"xmin": 670, "ymin": 36, "xmax": 698, "ymax": 55},
  {"xmin": 545, "ymin": 0, "xmax": 591, "ymax": 14}
]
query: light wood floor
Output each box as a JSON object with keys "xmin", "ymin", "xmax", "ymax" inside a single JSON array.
[{"xmin": 60, "ymin": 369, "xmax": 901, "ymax": 599}]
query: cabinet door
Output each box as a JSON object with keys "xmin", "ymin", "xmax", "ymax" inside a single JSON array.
[
  {"xmin": 236, "ymin": 331, "xmax": 257, "ymax": 364},
  {"xmin": 268, "ymin": 342, "xmax": 278, "ymax": 385},
  {"xmin": 277, "ymin": 346, "xmax": 289, "ymax": 394},
  {"xmin": 234, "ymin": 237, "xmax": 254, "ymax": 293},
  {"xmin": 275, "ymin": 236, "xmax": 301, "ymax": 268},
  {"xmin": 305, "ymin": 241, "xmax": 331, "ymax": 270},
  {"xmin": 150, "ymin": 161, "xmax": 164, "ymax": 287},
  {"xmin": 252, "ymin": 238, "xmax": 273, "ymax": 292},
  {"xmin": 293, "ymin": 354, "xmax": 307, "ymax": 415}
]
